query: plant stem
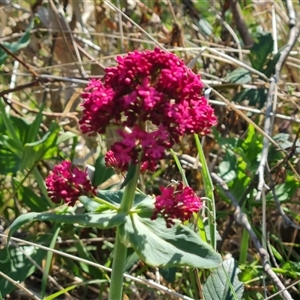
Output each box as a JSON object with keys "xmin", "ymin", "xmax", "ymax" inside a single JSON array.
[
  {"xmin": 108, "ymin": 164, "xmax": 140, "ymax": 300},
  {"xmin": 93, "ymin": 196, "xmax": 119, "ymax": 210}
]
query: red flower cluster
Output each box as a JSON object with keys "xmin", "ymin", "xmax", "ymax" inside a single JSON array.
[
  {"xmin": 45, "ymin": 161, "xmax": 96, "ymax": 206},
  {"xmin": 151, "ymin": 182, "xmax": 202, "ymax": 227},
  {"xmin": 79, "ymin": 48, "xmax": 216, "ymax": 171}
]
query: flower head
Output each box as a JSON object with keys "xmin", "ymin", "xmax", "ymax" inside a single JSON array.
[
  {"xmin": 80, "ymin": 48, "xmax": 217, "ymax": 171},
  {"xmin": 151, "ymin": 182, "xmax": 202, "ymax": 227},
  {"xmin": 45, "ymin": 161, "xmax": 96, "ymax": 206}
]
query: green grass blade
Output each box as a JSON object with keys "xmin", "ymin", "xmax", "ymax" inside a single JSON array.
[
  {"xmin": 239, "ymin": 228, "xmax": 249, "ymax": 265},
  {"xmin": 194, "ymin": 134, "xmax": 216, "ymax": 250},
  {"xmin": 32, "ymin": 167, "xmax": 54, "ymax": 208},
  {"xmin": 170, "ymin": 149, "xmax": 188, "ymax": 186},
  {"xmin": 41, "ymin": 226, "xmax": 61, "ymax": 298},
  {"xmin": 0, "ymin": 99, "xmax": 23, "ymax": 151}
]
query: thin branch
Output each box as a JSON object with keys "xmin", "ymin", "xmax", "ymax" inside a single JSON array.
[
  {"xmin": 48, "ymin": 0, "xmax": 87, "ymax": 77},
  {"xmin": 229, "ymin": 0, "xmax": 254, "ymax": 48},
  {"xmin": 0, "ymin": 271, "xmax": 41, "ymax": 300},
  {"xmin": 103, "ymin": 0, "xmax": 168, "ymax": 51},
  {"xmin": 208, "ymin": 99, "xmax": 300, "ymax": 124},
  {"xmin": 256, "ymin": 20, "xmax": 300, "ymax": 201},
  {"xmin": 0, "ymin": 43, "xmax": 39, "ymax": 77},
  {"xmin": 216, "ymin": 14, "xmax": 243, "ymax": 61},
  {"xmin": 256, "ymin": 77, "xmax": 275, "ymax": 201},
  {"xmin": 286, "ymin": 0, "xmax": 296, "ymax": 27}
]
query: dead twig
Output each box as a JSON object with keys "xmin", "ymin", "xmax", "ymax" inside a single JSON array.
[
  {"xmin": 0, "ymin": 271, "xmax": 41, "ymax": 300},
  {"xmin": 286, "ymin": 0, "xmax": 296, "ymax": 27},
  {"xmin": 229, "ymin": 0, "xmax": 254, "ymax": 47},
  {"xmin": 0, "ymin": 43, "xmax": 39, "ymax": 78},
  {"xmin": 256, "ymin": 20, "xmax": 300, "ymax": 201}
]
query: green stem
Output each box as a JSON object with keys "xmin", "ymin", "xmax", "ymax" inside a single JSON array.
[
  {"xmin": 109, "ymin": 164, "xmax": 140, "ymax": 300},
  {"xmin": 93, "ymin": 196, "xmax": 119, "ymax": 210}
]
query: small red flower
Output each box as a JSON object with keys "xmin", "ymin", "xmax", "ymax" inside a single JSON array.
[
  {"xmin": 45, "ymin": 161, "xmax": 96, "ymax": 206},
  {"xmin": 151, "ymin": 182, "xmax": 202, "ymax": 227}
]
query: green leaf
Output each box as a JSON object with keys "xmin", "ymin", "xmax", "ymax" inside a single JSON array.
[
  {"xmin": 121, "ymin": 164, "xmax": 137, "ymax": 188},
  {"xmin": 198, "ymin": 18, "xmax": 213, "ymax": 36},
  {"xmin": 0, "ymin": 100, "xmax": 23, "ymax": 151},
  {"xmin": 73, "ymin": 236, "xmax": 104, "ymax": 279},
  {"xmin": 249, "ymin": 32, "xmax": 273, "ymax": 71},
  {"xmin": 218, "ymin": 149, "xmax": 237, "ymax": 182},
  {"xmin": 79, "ymin": 196, "xmax": 107, "ymax": 212},
  {"xmin": 226, "ymin": 68, "xmax": 252, "ymax": 84},
  {"xmin": 41, "ymin": 226, "xmax": 60, "ymax": 298},
  {"xmin": 232, "ymin": 88, "xmax": 267, "ymax": 109},
  {"xmin": 7, "ymin": 211, "xmax": 126, "ymax": 245},
  {"xmin": 0, "ymin": 20, "xmax": 33, "ymax": 65},
  {"xmin": 20, "ymin": 122, "xmax": 60, "ymax": 170},
  {"xmin": 26, "ymin": 104, "xmax": 44, "ymax": 144},
  {"xmin": 273, "ymin": 133, "xmax": 300, "ymax": 153},
  {"xmin": 0, "ymin": 246, "xmax": 46, "ymax": 295},
  {"xmin": 266, "ymin": 176, "xmax": 300, "ymax": 202},
  {"xmin": 203, "ymin": 258, "xmax": 244, "ymax": 300},
  {"xmin": 263, "ymin": 47, "xmax": 283, "ymax": 77},
  {"xmin": 119, "ymin": 214, "xmax": 222, "ymax": 268},
  {"xmin": 8, "ymin": 116, "xmax": 31, "ymax": 145},
  {"xmin": 0, "ymin": 147, "xmax": 21, "ymax": 175},
  {"xmin": 133, "ymin": 194, "xmax": 154, "ymax": 219},
  {"xmin": 96, "ymin": 190, "xmax": 149, "ymax": 207},
  {"xmin": 194, "ymin": 134, "xmax": 216, "ymax": 249},
  {"xmin": 92, "ymin": 155, "xmax": 115, "ymax": 187},
  {"xmin": 241, "ymin": 124, "xmax": 263, "ymax": 163},
  {"xmin": 13, "ymin": 179, "xmax": 49, "ymax": 211},
  {"xmin": 56, "ymin": 131, "xmax": 77, "ymax": 145},
  {"xmin": 159, "ymin": 267, "xmax": 177, "ymax": 283}
]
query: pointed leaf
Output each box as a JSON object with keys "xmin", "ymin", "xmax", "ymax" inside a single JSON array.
[
  {"xmin": 203, "ymin": 257, "xmax": 244, "ymax": 300},
  {"xmin": 26, "ymin": 105, "xmax": 44, "ymax": 143},
  {"xmin": 56, "ymin": 131, "xmax": 77, "ymax": 145},
  {"xmin": 0, "ymin": 147, "xmax": 21, "ymax": 175},
  {"xmin": 96, "ymin": 190, "xmax": 149, "ymax": 206},
  {"xmin": 218, "ymin": 149, "xmax": 237, "ymax": 183},
  {"xmin": 7, "ymin": 211, "xmax": 126, "ymax": 244},
  {"xmin": 92, "ymin": 155, "xmax": 115, "ymax": 186},
  {"xmin": 119, "ymin": 214, "xmax": 222, "ymax": 268},
  {"xmin": 249, "ymin": 32, "xmax": 273, "ymax": 71},
  {"xmin": 233, "ymin": 88, "xmax": 267, "ymax": 109},
  {"xmin": 0, "ymin": 20, "xmax": 33, "ymax": 65},
  {"xmin": 0, "ymin": 100, "xmax": 23, "ymax": 151},
  {"xmin": 226, "ymin": 68, "xmax": 251, "ymax": 84},
  {"xmin": 121, "ymin": 164, "xmax": 137, "ymax": 188},
  {"xmin": 13, "ymin": 179, "xmax": 49, "ymax": 211},
  {"xmin": 20, "ymin": 122, "xmax": 60, "ymax": 170}
]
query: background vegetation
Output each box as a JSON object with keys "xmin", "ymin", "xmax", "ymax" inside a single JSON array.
[{"xmin": 0, "ymin": 0, "xmax": 300, "ymax": 299}]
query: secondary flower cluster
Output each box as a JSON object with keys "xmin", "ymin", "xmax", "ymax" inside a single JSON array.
[
  {"xmin": 45, "ymin": 160, "xmax": 202, "ymax": 227},
  {"xmin": 79, "ymin": 47, "xmax": 216, "ymax": 171},
  {"xmin": 45, "ymin": 161, "xmax": 96, "ymax": 206},
  {"xmin": 152, "ymin": 182, "xmax": 202, "ymax": 227}
]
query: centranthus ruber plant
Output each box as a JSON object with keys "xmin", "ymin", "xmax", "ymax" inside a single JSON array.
[{"xmin": 6, "ymin": 48, "xmax": 222, "ymax": 300}]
